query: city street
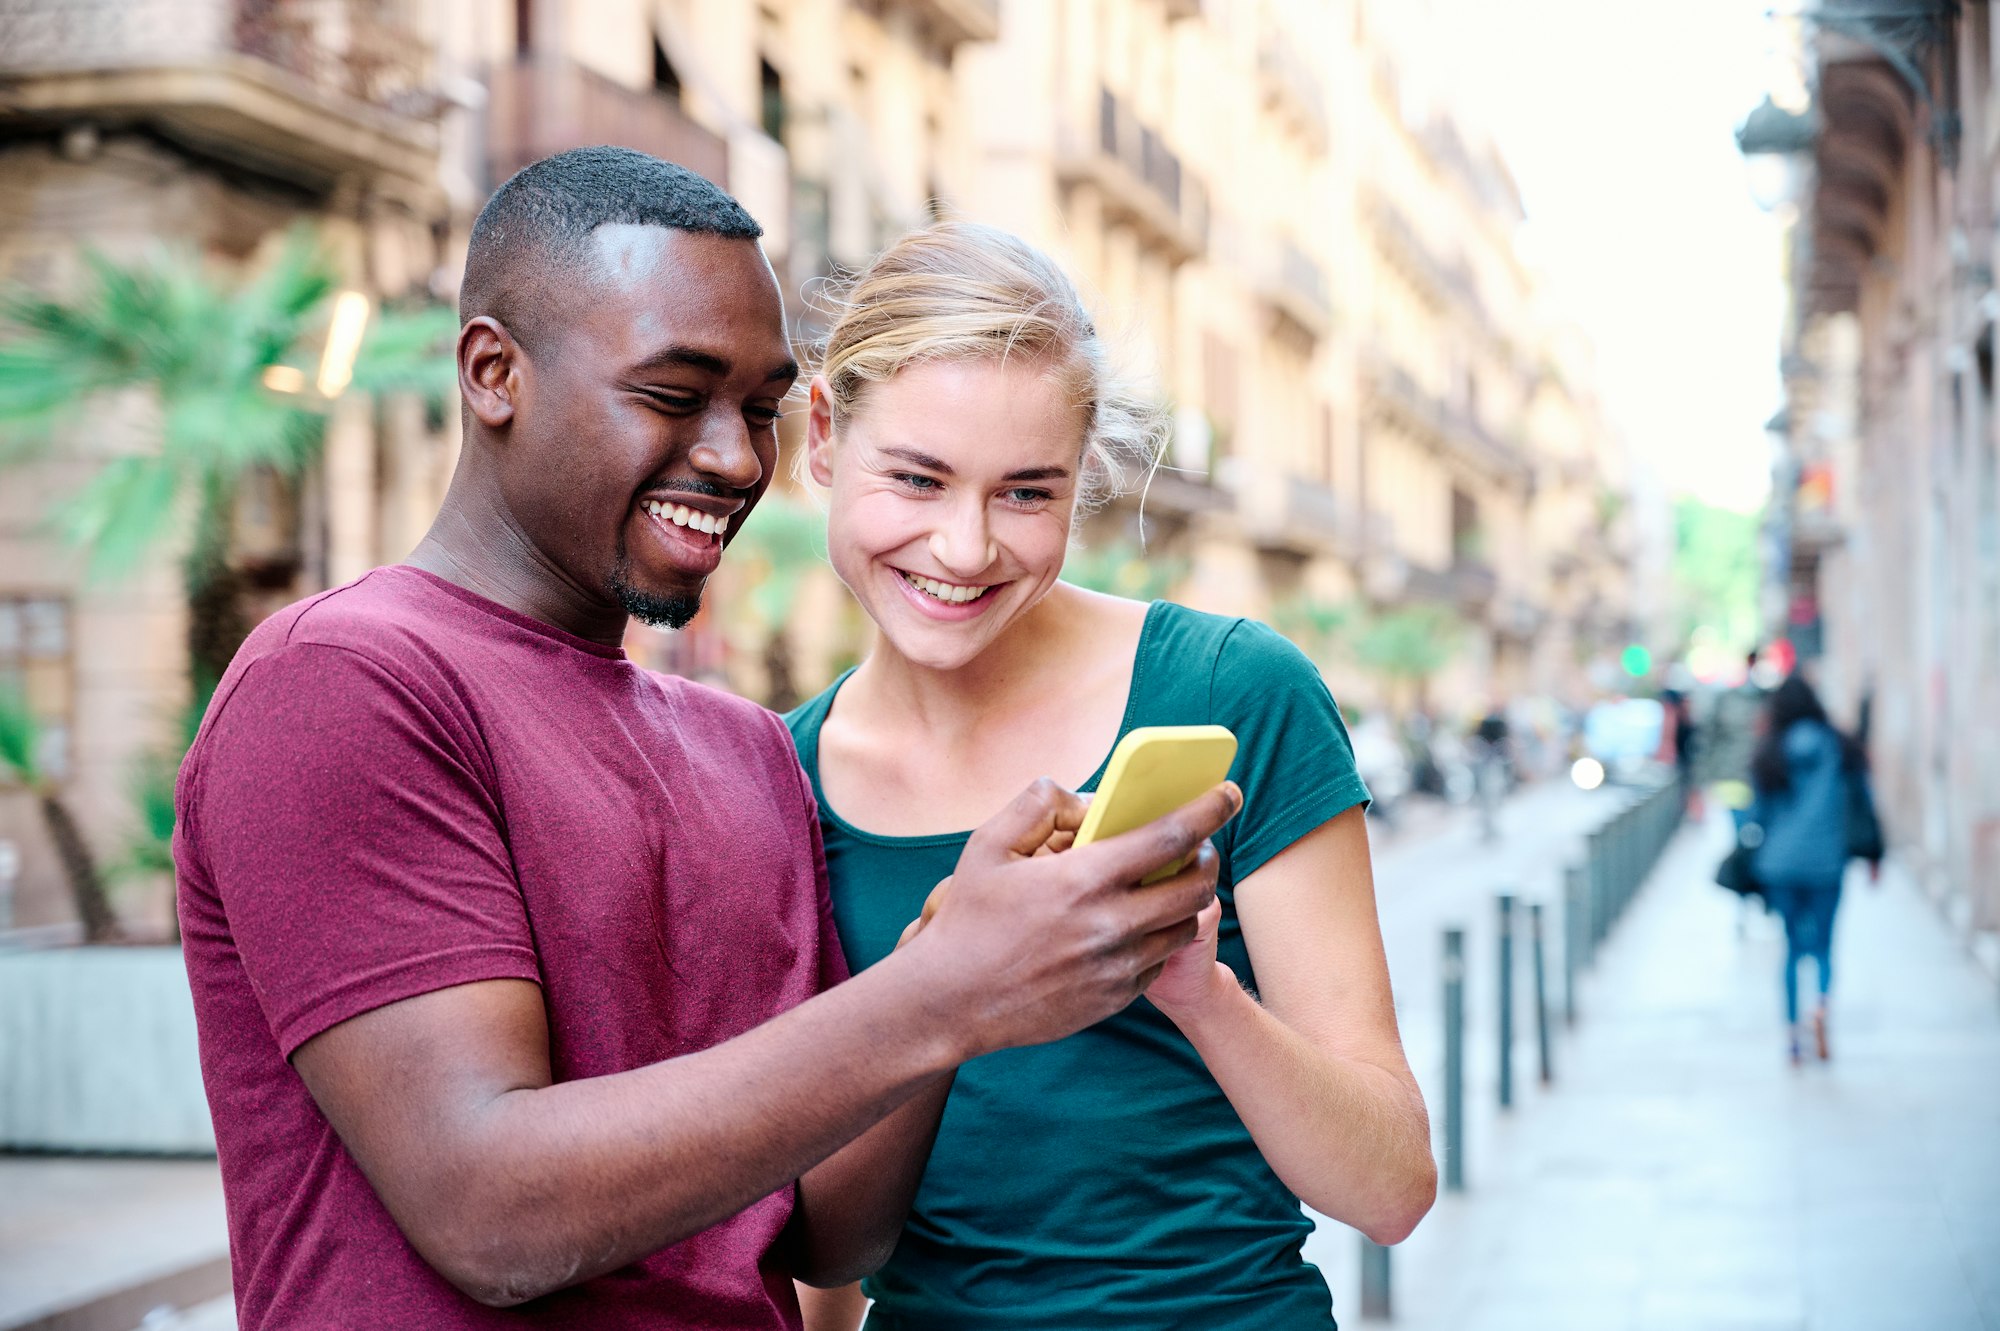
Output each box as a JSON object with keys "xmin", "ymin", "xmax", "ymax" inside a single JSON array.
[
  {"xmin": 8, "ymin": 782, "xmax": 1997, "ymax": 1331},
  {"xmin": 1312, "ymin": 788, "xmax": 2000, "ymax": 1330}
]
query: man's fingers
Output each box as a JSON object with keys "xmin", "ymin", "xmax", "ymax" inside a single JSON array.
[
  {"xmin": 966, "ymin": 778, "xmax": 1092, "ymax": 862},
  {"xmin": 1122, "ymin": 841, "xmax": 1223, "ymax": 932},
  {"xmin": 1075, "ymin": 782, "xmax": 1241, "ymax": 889}
]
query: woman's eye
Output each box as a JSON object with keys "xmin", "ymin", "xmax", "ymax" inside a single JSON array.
[
  {"xmin": 894, "ymin": 473, "xmax": 942, "ymax": 492},
  {"xmin": 1005, "ymin": 488, "xmax": 1053, "ymax": 505}
]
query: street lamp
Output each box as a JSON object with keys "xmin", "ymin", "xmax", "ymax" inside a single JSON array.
[{"xmin": 1735, "ymin": 94, "xmax": 1817, "ymax": 212}]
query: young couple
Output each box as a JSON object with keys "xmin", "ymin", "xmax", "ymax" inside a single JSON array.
[{"xmin": 177, "ymin": 147, "xmax": 1432, "ymax": 1331}]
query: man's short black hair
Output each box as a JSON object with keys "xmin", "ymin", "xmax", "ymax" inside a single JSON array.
[{"xmin": 460, "ymin": 146, "xmax": 763, "ymax": 351}]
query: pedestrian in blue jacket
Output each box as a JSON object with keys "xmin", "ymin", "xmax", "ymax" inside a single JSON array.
[{"xmin": 1749, "ymin": 673, "xmax": 1876, "ymax": 1063}]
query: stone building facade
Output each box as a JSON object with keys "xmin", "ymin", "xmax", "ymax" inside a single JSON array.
[{"xmin": 1761, "ymin": 0, "xmax": 2000, "ymax": 957}]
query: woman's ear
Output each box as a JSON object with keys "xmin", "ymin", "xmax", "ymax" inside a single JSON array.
[{"xmin": 805, "ymin": 376, "xmax": 838, "ymax": 486}]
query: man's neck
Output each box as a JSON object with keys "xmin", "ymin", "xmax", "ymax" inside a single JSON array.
[{"xmin": 406, "ymin": 484, "xmax": 630, "ymax": 649}]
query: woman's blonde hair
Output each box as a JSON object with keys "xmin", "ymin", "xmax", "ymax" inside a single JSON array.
[{"xmin": 812, "ymin": 221, "xmax": 1163, "ymax": 516}]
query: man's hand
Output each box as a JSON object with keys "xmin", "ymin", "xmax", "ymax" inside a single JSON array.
[{"xmin": 895, "ymin": 778, "xmax": 1239, "ymax": 1060}]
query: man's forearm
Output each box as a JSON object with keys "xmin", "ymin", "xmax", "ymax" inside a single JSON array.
[
  {"xmin": 380, "ymin": 954, "xmax": 964, "ymax": 1305},
  {"xmin": 789, "ymin": 1069, "xmax": 954, "ymax": 1287}
]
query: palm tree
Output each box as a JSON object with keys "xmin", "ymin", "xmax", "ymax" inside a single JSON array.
[
  {"xmin": 0, "ymin": 689, "xmax": 116, "ymax": 941},
  {"xmin": 1351, "ymin": 603, "xmax": 1465, "ymax": 714},
  {"xmin": 0, "ymin": 230, "xmax": 457, "ymax": 704}
]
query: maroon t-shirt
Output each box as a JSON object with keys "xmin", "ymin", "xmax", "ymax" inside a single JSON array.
[{"xmin": 175, "ymin": 565, "xmax": 847, "ymax": 1330}]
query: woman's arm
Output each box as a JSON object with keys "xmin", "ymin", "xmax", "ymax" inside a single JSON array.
[
  {"xmin": 798, "ymin": 1280, "xmax": 869, "ymax": 1331},
  {"xmin": 1145, "ymin": 805, "xmax": 1436, "ymax": 1243}
]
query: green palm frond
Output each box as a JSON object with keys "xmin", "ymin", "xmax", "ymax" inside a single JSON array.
[
  {"xmin": 0, "ymin": 687, "xmax": 42, "ymax": 786},
  {"xmin": 55, "ymin": 456, "xmax": 184, "ymax": 581},
  {"xmin": 349, "ymin": 304, "xmax": 459, "ymax": 399}
]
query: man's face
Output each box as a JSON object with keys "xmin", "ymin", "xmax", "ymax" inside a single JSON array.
[{"xmin": 498, "ymin": 226, "xmax": 796, "ymax": 629}]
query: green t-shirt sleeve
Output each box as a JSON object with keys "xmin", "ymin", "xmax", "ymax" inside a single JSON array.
[{"xmin": 1210, "ymin": 618, "xmax": 1371, "ymax": 883}]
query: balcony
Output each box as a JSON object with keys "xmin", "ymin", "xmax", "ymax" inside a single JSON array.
[
  {"xmin": 1255, "ymin": 234, "xmax": 1332, "ymax": 341},
  {"xmin": 1358, "ymin": 352, "xmax": 1530, "ymax": 487},
  {"xmin": 1257, "ymin": 29, "xmax": 1328, "ymax": 150},
  {"xmin": 1362, "ymin": 189, "xmax": 1481, "ymax": 317},
  {"xmin": 901, "ymin": 0, "xmax": 999, "ymax": 46},
  {"xmin": 1057, "ymin": 86, "xmax": 1208, "ymax": 263},
  {"xmin": 1227, "ymin": 459, "xmax": 1359, "ymax": 558},
  {"xmin": 0, "ymin": 0, "xmax": 440, "ymax": 192},
  {"xmin": 483, "ymin": 56, "xmax": 727, "ymax": 192},
  {"xmin": 1449, "ymin": 558, "xmax": 1498, "ymax": 607}
]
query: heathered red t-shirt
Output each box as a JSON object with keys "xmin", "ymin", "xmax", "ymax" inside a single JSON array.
[{"xmin": 175, "ymin": 565, "xmax": 846, "ymax": 1330}]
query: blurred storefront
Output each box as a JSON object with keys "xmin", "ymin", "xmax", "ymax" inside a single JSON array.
[{"xmin": 1751, "ymin": 0, "xmax": 2000, "ymax": 956}]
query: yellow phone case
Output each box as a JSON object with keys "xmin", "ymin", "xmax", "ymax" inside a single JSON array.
[{"xmin": 1073, "ymin": 725, "xmax": 1239, "ymax": 884}]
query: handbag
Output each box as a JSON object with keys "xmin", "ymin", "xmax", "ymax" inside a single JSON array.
[
  {"xmin": 1845, "ymin": 769, "xmax": 1885, "ymax": 861},
  {"xmin": 1716, "ymin": 821, "xmax": 1764, "ymax": 897}
]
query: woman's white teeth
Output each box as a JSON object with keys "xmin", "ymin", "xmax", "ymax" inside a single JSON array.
[
  {"xmin": 644, "ymin": 500, "xmax": 727, "ymax": 536},
  {"xmin": 903, "ymin": 572, "xmax": 991, "ymax": 604}
]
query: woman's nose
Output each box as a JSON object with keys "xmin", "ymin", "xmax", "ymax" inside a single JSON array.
[{"xmin": 929, "ymin": 503, "xmax": 996, "ymax": 575}]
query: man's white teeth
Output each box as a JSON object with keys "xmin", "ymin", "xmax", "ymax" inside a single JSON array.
[
  {"xmin": 644, "ymin": 500, "xmax": 728, "ymax": 536},
  {"xmin": 903, "ymin": 572, "xmax": 991, "ymax": 604}
]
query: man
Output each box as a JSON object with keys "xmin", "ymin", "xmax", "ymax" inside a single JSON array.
[{"xmin": 175, "ymin": 147, "xmax": 1234, "ymax": 1329}]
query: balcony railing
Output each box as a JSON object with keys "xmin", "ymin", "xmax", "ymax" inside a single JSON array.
[
  {"xmin": 1257, "ymin": 234, "xmax": 1332, "ymax": 339},
  {"xmin": 0, "ymin": 0, "xmax": 439, "ymax": 187},
  {"xmin": 1059, "ymin": 86, "xmax": 1207, "ymax": 262},
  {"xmin": 1227, "ymin": 458, "xmax": 1358, "ymax": 557},
  {"xmin": 1358, "ymin": 352, "xmax": 1529, "ymax": 487},
  {"xmin": 902, "ymin": 0, "xmax": 1000, "ymax": 46},
  {"xmin": 1362, "ymin": 189, "xmax": 1482, "ymax": 317},
  {"xmin": 1257, "ymin": 30, "xmax": 1328, "ymax": 149},
  {"xmin": 482, "ymin": 56, "xmax": 728, "ymax": 192},
  {"xmin": 1449, "ymin": 558, "xmax": 1498, "ymax": 606}
]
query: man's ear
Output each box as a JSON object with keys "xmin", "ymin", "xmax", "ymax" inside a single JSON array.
[
  {"xmin": 459, "ymin": 316, "xmax": 520, "ymax": 429},
  {"xmin": 805, "ymin": 377, "xmax": 837, "ymax": 487}
]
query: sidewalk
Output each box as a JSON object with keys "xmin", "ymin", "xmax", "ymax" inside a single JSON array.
[{"xmin": 1310, "ymin": 803, "xmax": 2000, "ymax": 1331}]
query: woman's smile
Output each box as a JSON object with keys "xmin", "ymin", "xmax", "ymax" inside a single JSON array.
[{"xmin": 890, "ymin": 566, "xmax": 1007, "ymax": 621}]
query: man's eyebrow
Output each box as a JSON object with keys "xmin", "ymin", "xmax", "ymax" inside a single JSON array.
[
  {"xmin": 765, "ymin": 359, "xmax": 801, "ymax": 385},
  {"xmin": 631, "ymin": 345, "xmax": 730, "ymax": 376}
]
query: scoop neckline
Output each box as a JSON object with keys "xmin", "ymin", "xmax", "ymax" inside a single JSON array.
[{"xmin": 802, "ymin": 600, "xmax": 1166, "ymax": 847}]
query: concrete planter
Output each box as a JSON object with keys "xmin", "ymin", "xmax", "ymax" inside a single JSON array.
[{"xmin": 0, "ymin": 946, "xmax": 215, "ymax": 1154}]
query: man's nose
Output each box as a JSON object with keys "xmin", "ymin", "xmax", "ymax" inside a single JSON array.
[
  {"xmin": 689, "ymin": 412, "xmax": 766, "ymax": 491},
  {"xmin": 929, "ymin": 499, "xmax": 996, "ymax": 575}
]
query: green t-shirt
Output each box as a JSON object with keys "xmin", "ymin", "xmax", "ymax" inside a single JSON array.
[{"xmin": 785, "ymin": 601, "xmax": 1370, "ymax": 1331}]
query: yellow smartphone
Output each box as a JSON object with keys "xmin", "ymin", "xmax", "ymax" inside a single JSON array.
[{"xmin": 1073, "ymin": 725, "xmax": 1239, "ymax": 884}]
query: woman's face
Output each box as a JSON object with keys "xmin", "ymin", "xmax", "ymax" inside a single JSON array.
[{"xmin": 808, "ymin": 355, "xmax": 1085, "ymax": 673}]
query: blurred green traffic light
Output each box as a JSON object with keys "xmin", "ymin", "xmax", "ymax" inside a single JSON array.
[{"xmin": 1621, "ymin": 644, "xmax": 1652, "ymax": 678}]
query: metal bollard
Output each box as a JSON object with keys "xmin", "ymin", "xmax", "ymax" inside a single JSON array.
[
  {"xmin": 1360, "ymin": 1236, "xmax": 1392, "ymax": 1319},
  {"xmin": 1497, "ymin": 892, "xmax": 1516, "ymax": 1110},
  {"xmin": 1443, "ymin": 927, "xmax": 1466, "ymax": 1192},
  {"xmin": 1563, "ymin": 861, "xmax": 1586, "ymax": 1020},
  {"xmin": 1531, "ymin": 902, "xmax": 1553, "ymax": 1086},
  {"xmin": 1586, "ymin": 828, "xmax": 1608, "ymax": 946}
]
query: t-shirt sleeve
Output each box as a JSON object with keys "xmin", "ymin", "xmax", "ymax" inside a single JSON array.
[
  {"xmin": 183, "ymin": 642, "xmax": 540, "ymax": 1057},
  {"xmin": 775, "ymin": 711, "xmax": 851, "ymax": 994},
  {"xmin": 1209, "ymin": 618, "xmax": 1371, "ymax": 883}
]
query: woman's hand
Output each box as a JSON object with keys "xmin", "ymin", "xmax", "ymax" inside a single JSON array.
[{"xmin": 1142, "ymin": 897, "xmax": 1230, "ymax": 1019}]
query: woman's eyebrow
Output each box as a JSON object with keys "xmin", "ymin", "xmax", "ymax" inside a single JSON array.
[{"xmin": 875, "ymin": 446, "xmax": 1071, "ymax": 483}]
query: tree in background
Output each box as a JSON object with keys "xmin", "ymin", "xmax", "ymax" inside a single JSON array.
[
  {"xmin": 1059, "ymin": 540, "xmax": 1189, "ymax": 603},
  {"xmin": 1670, "ymin": 496, "xmax": 1762, "ymax": 652},
  {"xmin": 0, "ymin": 689, "xmax": 115, "ymax": 941},
  {"xmin": 1351, "ymin": 603, "xmax": 1466, "ymax": 715},
  {"xmin": 0, "ymin": 231, "xmax": 457, "ymax": 707},
  {"xmin": 0, "ymin": 231, "xmax": 456, "ymax": 937},
  {"xmin": 723, "ymin": 491, "xmax": 831, "ymax": 710}
]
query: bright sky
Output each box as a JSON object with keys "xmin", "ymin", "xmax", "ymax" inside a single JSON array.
[{"xmin": 1423, "ymin": 0, "xmax": 1789, "ymax": 513}]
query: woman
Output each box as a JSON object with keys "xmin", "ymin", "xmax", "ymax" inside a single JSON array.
[
  {"xmin": 785, "ymin": 223, "xmax": 1435, "ymax": 1331},
  {"xmin": 1749, "ymin": 673, "xmax": 1873, "ymax": 1063}
]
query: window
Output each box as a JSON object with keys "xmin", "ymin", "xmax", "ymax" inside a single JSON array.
[
  {"xmin": 0, "ymin": 596, "xmax": 73, "ymax": 782},
  {"xmin": 760, "ymin": 57, "xmax": 786, "ymax": 144},
  {"xmin": 653, "ymin": 39, "xmax": 683, "ymax": 101}
]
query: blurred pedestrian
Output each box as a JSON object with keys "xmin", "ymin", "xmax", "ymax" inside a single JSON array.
[
  {"xmin": 1748, "ymin": 673, "xmax": 1880, "ymax": 1063},
  {"xmin": 1657, "ymin": 687, "xmax": 1700, "ymax": 820},
  {"xmin": 1704, "ymin": 649, "xmax": 1768, "ymax": 826}
]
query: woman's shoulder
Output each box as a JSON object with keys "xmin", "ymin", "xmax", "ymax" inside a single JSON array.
[
  {"xmin": 1140, "ymin": 603, "xmax": 1323, "ymax": 696},
  {"xmin": 782, "ymin": 670, "xmax": 854, "ymax": 774}
]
